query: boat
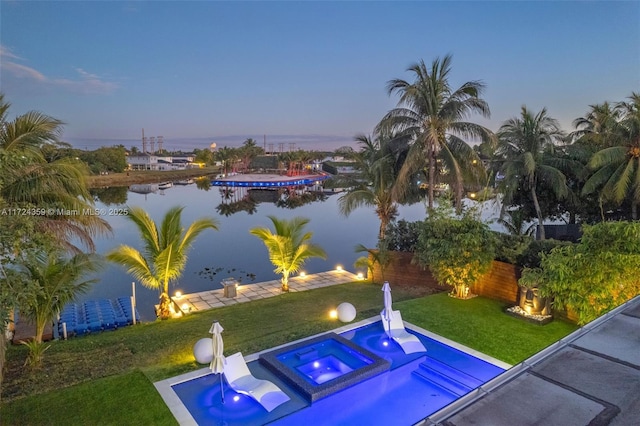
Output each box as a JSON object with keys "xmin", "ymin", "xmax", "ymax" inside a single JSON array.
[
  {"xmin": 173, "ymin": 179, "xmax": 194, "ymax": 186},
  {"xmin": 158, "ymin": 182, "xmax": 173, "ymax": 190},
  {"xmin": 129, "ymin": 183, "xmax": 158, "ymax": 194}
]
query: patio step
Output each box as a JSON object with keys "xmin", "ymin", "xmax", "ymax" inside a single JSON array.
[
  {"xmin": 412, "ymin": 363, "xmax": 474, "ymax": 397},
  {"xmin": 419, "ymin": 357, "xmax": 483, "ymax": 389}
]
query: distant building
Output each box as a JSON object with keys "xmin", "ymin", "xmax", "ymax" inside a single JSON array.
[{"xmin": 126, "ymin": 153, "xmax": 198, "ymax": 171}]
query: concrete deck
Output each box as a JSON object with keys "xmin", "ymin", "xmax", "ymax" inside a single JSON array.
[
  {"xmin": 423, "ymin": 295, "xmax": 640, "ymax": 426},
  {"xmin": 175, "ymin": 269, "xmax": 361, "ymax": 313}
]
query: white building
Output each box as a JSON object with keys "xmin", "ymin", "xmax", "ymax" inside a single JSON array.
[{"xmin": 127, "ymin": 153, "xmax": 198, "ymax": 171}]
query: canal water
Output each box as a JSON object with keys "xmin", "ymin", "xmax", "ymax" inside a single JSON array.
[{"xmin": 83, "ymin": 182, "xmax": 503, "ymax": 320}]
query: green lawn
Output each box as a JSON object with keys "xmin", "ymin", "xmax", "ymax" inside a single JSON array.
[
  {"xmin": 397, "ymin": 293, "xmax": 578, "ymax": 365},
  {"xmin": 0, "ymin": 283, "xmax": 578, "ymax": 425}
]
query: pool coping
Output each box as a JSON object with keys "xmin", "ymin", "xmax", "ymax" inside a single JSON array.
[{"xmin": 153, "ymin": 316, "xmax": 512, "ymax": 425}]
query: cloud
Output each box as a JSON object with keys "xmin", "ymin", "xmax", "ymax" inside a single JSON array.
[
  {"xmin": 0, "ymin": 45, "xmax": 22, "ymax": 60},
  {"xmin": 0, "ymin": 45, "xmax": 118, "ymax": 94}
]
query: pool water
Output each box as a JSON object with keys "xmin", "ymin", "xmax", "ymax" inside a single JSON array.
[
  {"xmin": 166, "ymin": 320, "xmax": 506, "ymax": 426},
  {"xmin": 297, "ymin": 355, "xmax": 354, "ymax": 384}
]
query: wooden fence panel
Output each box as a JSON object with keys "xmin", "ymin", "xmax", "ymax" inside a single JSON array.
[
  {"xmin": 370, "ymin": 251, "xmax": 578, "ymax": 324},
  {"xmin": 370, "ymin": 252, "xmax": 519, "ymax": 303}
]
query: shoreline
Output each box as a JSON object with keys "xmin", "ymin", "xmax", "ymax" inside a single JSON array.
[{"xmin": 86, "ymin": 167, "xmax": 221, "ymax": 188}]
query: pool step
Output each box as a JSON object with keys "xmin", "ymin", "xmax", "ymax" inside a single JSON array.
[
  {"xmin": 412, "ymin": 362, "xmax": 476, "ymax": 397},
  {"xmin": 419, "ymin": 357, "xmax": 483, "ymax": 389}
]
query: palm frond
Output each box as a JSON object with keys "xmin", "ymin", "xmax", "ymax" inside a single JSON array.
[{"xmin": 106, "ymin": 245, "xmax": 159, "ymax": 289}]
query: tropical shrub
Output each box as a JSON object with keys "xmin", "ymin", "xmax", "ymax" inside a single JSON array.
[
  {"xmin": 353, "ymin": 242, "xmax": 393, "ymax": 281},
  {"xmin": 493, "ymin": 232, "xmax": 532, "ymax": 265},
  {"xmin": 520, "ymin": 221, "xmax": 640, "ymax": 324},
  {"xmin": 413, "ymin": 206, "xmax": 496, "ymax": 298},
  {"xmin": 516, "ymin": 238, "xmax": 572, "ymax": 270},
  {"xmin": 382, "ymin": 220, "xmax": 421, "ymax": 252}
]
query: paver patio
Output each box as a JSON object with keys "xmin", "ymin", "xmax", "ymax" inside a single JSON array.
[{"xmin": 175, "ymin": 269, "xmax": 361, "ymax": 313}]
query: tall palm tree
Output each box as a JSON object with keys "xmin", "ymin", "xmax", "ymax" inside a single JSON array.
[
  {"xmin": 18, "ymin": 250, "xmax": 101, "ymax": 344},
  {"xmin": 570, "ymin": 102, "xmax": 621, "ymax": 148},
  {"xmin": 0, "ymin": 94, "xmax": 111, "ymax": 252},
  {"xmin": 497, "ymin": 106, "xmax": 568, "ymax": 239},
  {"xmin": 250, "ymin": 216, "xmax": 326, "ymax": 292},
  {"xmin": 378, "ymin": 55, "xmax": 494, "ymax": 212},
  {"xmin": 338, "ymin": 133, "xmax": 404, "ymax": 240},
  {"xmin": 106, "ymin": 206, "xmax": 219, "ymax": 319},
  {"xmin": 582, "ymin": 93, "xmax": 640, "ymax": 219}
]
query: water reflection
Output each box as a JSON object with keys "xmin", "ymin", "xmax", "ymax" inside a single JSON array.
[
  {"xmin": 214, "ymin": 186, "xmax": 327, "ymax": 216},
  {"xmin": 90, "ymin": 186, "xmax": 128, "ymax": 205}
]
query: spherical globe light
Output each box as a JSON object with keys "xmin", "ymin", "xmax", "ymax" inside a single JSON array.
[
  {"xmin": 337, "ymin": 302, "xmax": 356, "ymax": 323},
  {"xmin": 193, "ymin": 337, "xmax": 213, "ymax": 364}
]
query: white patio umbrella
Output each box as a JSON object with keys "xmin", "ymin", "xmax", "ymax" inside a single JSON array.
[
  {"xmin": 209, "ymin": 321, "xmax": 226, "ymax": 403},
  {"xmin": 381, "ymin": 281, "xmax": 394, "ymax": 338}
]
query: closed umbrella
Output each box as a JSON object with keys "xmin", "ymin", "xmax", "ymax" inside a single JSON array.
[
  {"xmin": 209, "ymin": 321, "xmax": 226, "ymax": 403},
  {"xmin": 381, "ymin": 281, "xmax": 394, "ymax": 338}
]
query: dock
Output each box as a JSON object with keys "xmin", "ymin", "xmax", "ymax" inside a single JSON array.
[{"xmin": 174, "ymin": 269, "xmax": 361, "ymax": 313}]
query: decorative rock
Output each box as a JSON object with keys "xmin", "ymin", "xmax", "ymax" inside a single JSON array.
[
  {"xmin": 337, "ymin": 302, "xmax": 356, "ymax": 322},
  {"xmin": 193, "ymin": 337, "xmax": 213, "ymax": 364}
]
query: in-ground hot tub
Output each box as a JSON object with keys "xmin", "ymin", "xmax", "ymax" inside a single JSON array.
[{"xmin": 259, "ymin": 332, "xmax": 390, "ymax": 402}]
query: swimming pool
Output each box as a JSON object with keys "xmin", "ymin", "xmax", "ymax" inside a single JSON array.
[
  {"xmin": 158, "ymin": 318, "xmax": 508, "ymax": 426},
  {"xmin": 259, "ymin": 333, "xmax": 390, "ymax": 402}
]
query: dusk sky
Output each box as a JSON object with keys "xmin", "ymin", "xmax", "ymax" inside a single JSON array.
[{"xmin": 1, "ymin": 1, "xmax": 638, "ymax": 151}]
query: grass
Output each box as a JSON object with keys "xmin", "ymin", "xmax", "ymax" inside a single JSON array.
[
  {"xmin": 398, "ymin": 293, "xmax": 578, "ymax": 365},
  {"xmin": 2, "ymin": 371, "xmax": 176, "ymax": 426},
  {"xmin": 0, "ymin": 282, "xmax": 578, "ymax": 424}
]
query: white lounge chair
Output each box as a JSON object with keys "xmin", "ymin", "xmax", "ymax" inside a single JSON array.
[
  {"xmin": 381, "ymin": 310, "xmax": 427, "ymax": 354},
  {"xmin": 223, "ymin": 352, "xmax": 290, "ymax": 412}
]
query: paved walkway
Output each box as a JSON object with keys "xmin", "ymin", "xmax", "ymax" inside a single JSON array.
[{"xmin": 175, "ymin": 269, "xmax": 361, "ymax": 313}]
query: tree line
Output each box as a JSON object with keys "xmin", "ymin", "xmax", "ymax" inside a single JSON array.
[{"xmin": 337, "ymin": 54, "xmax": 640, "ymax": 241}]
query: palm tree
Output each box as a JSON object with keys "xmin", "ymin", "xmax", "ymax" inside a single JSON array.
[
  {"xmin": 378, "ymin": 55, "xmax": 494, "ymax": 212},
  {"xmin": 239, "ymin": 138, "xmax": 264, "ymax": 171},
  {"xmin": 582, "ymin": 93, "xmax": 640, "ymax": 219},
  {"xmin": 338, "ymin": 133, "xmax": 403, "ymax": 240},
  {"xmin": 497, "ymin": 209, "xmax": 537, "ymax": 237},
  {"xmin": 570, "ymin": 102, "xmax": 621, "ymax": 148},
  {"xmin": 215, "ymin": 146, "xmax": 238, "ymax": 175},
  {"xmin": 18, "ymin": 250, "xmax": 101, "ymax": 344},
  {"xmin": 0, "ymin": 94, "xmax": 111, "ymax": 252},
  {"xmin": 497, "ymin": 106, "xmax": 568, "ymax": 239},
  {"xmin": 250, "ymin": 216, "xmax": 326, "ymax": 292},
  {"xmin": 106, "ymin": 206, "xmax": 218, "ymax": 319}
]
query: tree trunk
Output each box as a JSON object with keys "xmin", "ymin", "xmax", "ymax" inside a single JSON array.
[
  {"xmin": 158, "ymin": 292, "xmax": 171, "ymax": 319},
  {"xmin": 428, "ymin": 141, "xmax": 436, "ymax": 211},
  {"xmin": 0, "ymin": 330, "xmax": 6, "ymax": 403},
  {"xmin": 632, "ymin": 201, "xmax": 638, "ymax": 220},
  {"xmin": 35, "ymin": 318, "xmax": 45, "ymax": 344},
  {"xmin": 531, "ymin": 187, "xmax": 545, "ymax": 239},
  {"xmin": 378, "ymin": 216, "xmax": 388, "ymax": 241},
  {"xmin": 281, "ymin": 272, "xmax": 290, "ymax": 292}
]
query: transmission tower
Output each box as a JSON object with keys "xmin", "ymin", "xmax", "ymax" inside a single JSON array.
[{"xmin": 142, "ymin": 128, "xmax": 147, "ymax": 153}]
